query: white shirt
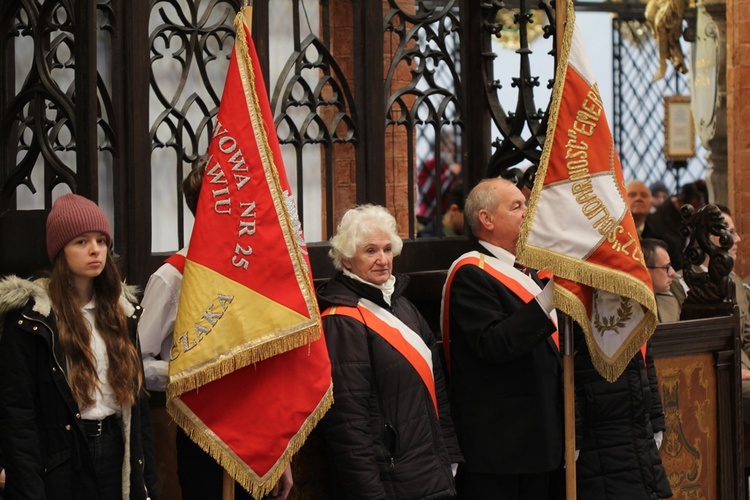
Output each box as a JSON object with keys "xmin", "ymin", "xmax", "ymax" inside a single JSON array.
[
  {"xmin": 137, "ymin": 248, "xmax": 187, "ymax": 391},
  {"xmin": 79, "ymin": 299, "xmax": 120, "ymax": 420}
]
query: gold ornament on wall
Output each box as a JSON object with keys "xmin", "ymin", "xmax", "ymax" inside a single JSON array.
[
  {"xmin": 492, "ymin": 9, "xmax": 546, "ymax": 50},
  {"xmin": 645, "ymin": 0, "xmax": 692, "ymax": 80}
]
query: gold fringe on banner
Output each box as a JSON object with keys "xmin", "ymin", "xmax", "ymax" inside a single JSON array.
[
  {"xmin": 167, "ymin": 385, "xmax": 334, "ymax": 499},
  {"xmin": 588, "ymin": 315, "xmax": 656, "ymax": 383},
  {"xmin": 517, "ymin": 0, "xmax": 658, "ymax": 383},
  {"xmin": 166, "ymin": 320, "xmax": 321, "ymax": 399},
  {"xmin": 553, "ymin": 284, "xmax": 657, "ymax": 383},
  {"xmin": 521, "ymin": 246, "xmax": 658, "ymax": 314},
  {"xmin": 232, "ymin": 10, "xmax": 320, "ymax": 312},
  {"xmin": 167, "ymin": 9, "xmax": 323, "ymax": 402}
]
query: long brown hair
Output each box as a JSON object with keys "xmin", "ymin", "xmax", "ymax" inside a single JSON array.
[{"xmin": 48, "ymin": 250, "xmax": 143, "ymax": 409}]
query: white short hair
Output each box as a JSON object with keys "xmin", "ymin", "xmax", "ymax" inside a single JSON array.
[{"xmin": 328, "ymin": 204, "xmax": 403, "ymax": 270}]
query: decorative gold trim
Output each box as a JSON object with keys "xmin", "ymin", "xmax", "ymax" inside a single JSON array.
[
  {"xmin": 167, "ymin": 383, "xmax": 334, "ymax": 499},
  {"xmin": 521, "ymin": 244, "xmax": 658, "ymax": 314},
  {"xmin": 166, "ymin": 316, "xmax": 321, "ymax": 398},
  {"xmin": 518, "ymin": 1, "xmax": 658, "ymax": 382}
]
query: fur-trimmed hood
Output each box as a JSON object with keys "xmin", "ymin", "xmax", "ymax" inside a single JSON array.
[
  {"xmin": 0, "ymin": 274, "xmax": 140, "ymax": 335},
  {"xmin": 0, "ymin": 275, "xmax": 157, "ymax": 499}
]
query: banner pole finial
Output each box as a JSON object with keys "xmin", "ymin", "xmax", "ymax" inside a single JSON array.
[{"xmin": 241, "ymin": 0, "xmax": 254, "ymax": 34}]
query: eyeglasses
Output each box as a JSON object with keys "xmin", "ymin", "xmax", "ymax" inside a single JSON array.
[{"xmin": 647, "ymin": 263, "xmax": 672, "ymax": 272}]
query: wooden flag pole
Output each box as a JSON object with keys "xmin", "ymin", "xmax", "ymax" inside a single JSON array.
[
  {"xmin": 561, "ymin": 314, "xmax": 577, "ymax": 499},
  {"xmin": 222, "ymin": 470, "xmax": 235, "ymax": 500},
  {"xmin": 554, "ymin": 2, "xmax": 576, "ymax": 497},
  {"xmin": 242, "ymin": 0, "xmax": 254, "ymax": 33}
]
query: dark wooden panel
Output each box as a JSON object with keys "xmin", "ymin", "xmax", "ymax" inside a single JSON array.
[
  {"xmin": 0, "ymin": 210, "xmax": 49, "ymax": 278},
  {"xmin": 116, "ymin": 0, "xmax": 153, "ymax": 286}
]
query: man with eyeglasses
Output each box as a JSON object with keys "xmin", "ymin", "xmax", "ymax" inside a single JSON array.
[{"xmin": 642, "ymin": 239, "xmax": 681, "ymax": 323}]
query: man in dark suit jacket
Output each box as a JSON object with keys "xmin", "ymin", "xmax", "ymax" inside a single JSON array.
[{"xmin": 441, "ymin": 178, "xmax": 563, "ymax": 499}]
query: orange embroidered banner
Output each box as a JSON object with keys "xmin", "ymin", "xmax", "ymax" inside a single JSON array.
[
  {"xmin": 517, "ymin": 2, "xmax": 657, "ymax": 382},
  {"xmin": 167, "ymin": 8, "xmax": 332, "ymax": 497}
]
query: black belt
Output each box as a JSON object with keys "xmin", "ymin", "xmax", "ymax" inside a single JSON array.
[{"xmin": 81, "ymin": 415, "xmax": 118, "ymax": 437}]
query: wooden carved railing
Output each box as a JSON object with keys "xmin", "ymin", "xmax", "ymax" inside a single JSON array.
[
  {"xmin": 650, "ymin": 202, "xmax": 744, "ymax": 499},
  {"xmin": 651, "ymin": 314, "xmax": 743, "ymax": 500}
]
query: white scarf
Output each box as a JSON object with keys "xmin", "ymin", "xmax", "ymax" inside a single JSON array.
[{"xmin": 342, "ymin": 269, "xmax": 396, "ymax": 305}]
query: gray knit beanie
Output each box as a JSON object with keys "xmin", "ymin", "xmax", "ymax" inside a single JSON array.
[{"xmin": 46, "ymin": 194, "xmax": 112, "ymax": 262}]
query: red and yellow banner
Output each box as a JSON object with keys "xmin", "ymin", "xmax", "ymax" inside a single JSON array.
[
  {"xmin": 517, "ymin": 2, "xmax": 657, "ymax": 382},
  {"xmin": 167, "ymin": 8, "xmax": 332, "ymax": 497}
]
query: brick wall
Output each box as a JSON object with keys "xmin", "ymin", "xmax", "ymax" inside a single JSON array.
[
  {"xmin": 327, "ymin": 0, "xmax": 357, "ymax": 236},
  {"xmin": 383, "ymin": 0, "xmax": 415, "ymax": 237},
  {"xmin": 326, "ymin": 0, "xmax": 415, "ymax": 237},
  {"xmin": 727, "ymin": 0, "xmax": 750, "ymax": 276}
]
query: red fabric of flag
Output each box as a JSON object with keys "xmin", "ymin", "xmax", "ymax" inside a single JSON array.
[{"xmin": 167, "ymin": 9, "xmax": 332, "ymax": 497}]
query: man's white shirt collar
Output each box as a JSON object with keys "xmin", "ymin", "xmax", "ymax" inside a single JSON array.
[
  {"xmin": 477, "ymin": 240, "xmax": 555, "ymax": 317},
  {"xmin": 478, "ymin": 240, "xmax": 516, "ymax": 267}
]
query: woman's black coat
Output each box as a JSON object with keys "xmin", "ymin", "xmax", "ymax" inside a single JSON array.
[
  {"xmin": 0, "ymin": 276, "xmax": 159, "ymax": 500},
  {"xmin": 575, "ymin": 336, "xmax": 672, "ymax": 500},
  {"xmin": 316, "ymin": 272, "xmax": 462, "ymax": 499}
]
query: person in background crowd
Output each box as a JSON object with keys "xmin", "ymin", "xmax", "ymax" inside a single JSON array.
[
  {"xmin": 317, "ymin": 204, "xmax": 462, "ymax": 499},
  {"xmin": 626, "ymin": 179, "xmax": 654, "ymax": 237},
  {"xmin": 642, "ymin": 238, "xmax": 681, "ymax": 323},
  {"xmin": 442, "ymin": 178, "xmax": 563, "ymax": 499},
  {"xmin": 574, "ymin": 334, "xmax": 672, "ymax": 499},
  {"xmin": 137, "ymin": 158, "xmax": 293, "ymax": 500},
  {"xmin": 418, "ymin": 180, "xmax": 465, "ymax": 238},
  {"xmin": 693, "ymin": 180, "xmax": 710, "ymax": 207},
  {"xmin": 650, "ymin": 181, "xmax": 670, "ymax": 209},
  {"xmin": 0, "ymin": 194, "xmax": 158, "ymax": 499},
  {"xmin": 417, "ymin": 129, "xmax": 462, "ymax": 233},
  {"xmin": 644, "ymin": 181, "xmax": 707, "ymax": 273}
]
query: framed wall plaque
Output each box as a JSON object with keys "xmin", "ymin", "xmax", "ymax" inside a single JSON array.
[{"xmin": 664, "ymin": 95, "xmax": 696, "ymax": 161}]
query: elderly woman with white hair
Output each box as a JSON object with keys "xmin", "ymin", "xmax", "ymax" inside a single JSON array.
[{"xmin": 317, "ymin": 204, "xmax": 462, "ymax": 499}]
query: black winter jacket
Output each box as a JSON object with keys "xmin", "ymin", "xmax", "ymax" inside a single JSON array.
[
  {"xmin": 575, "ymin": 337, "xmax": 673, "ymax": 500},
  {"xmin": 0, "ymin": 276, "xmax": 159, "ymax": 500},
  {"xmin": 317, "ymin": 272, "xmax": 462, "ymax": 499}
]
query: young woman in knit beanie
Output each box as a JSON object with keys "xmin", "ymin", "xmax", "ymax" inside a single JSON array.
[{"xmin": 0, "ymin": 194, "xmax": 159, "ymax": 500}]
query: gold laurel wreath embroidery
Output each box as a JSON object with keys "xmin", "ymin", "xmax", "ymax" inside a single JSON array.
[{"xmin": 593, "ymin": 293, "xmax": 634, "ymax": 336}]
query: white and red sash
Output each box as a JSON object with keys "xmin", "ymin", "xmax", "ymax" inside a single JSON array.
[
  {"xmin": 322, "ymin": 298, "xmax": 437, "ymax": 415},
  {"xmin": 441, "ymin": 251, "xmax": 559, "ymax": 370}
]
